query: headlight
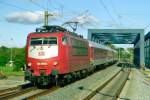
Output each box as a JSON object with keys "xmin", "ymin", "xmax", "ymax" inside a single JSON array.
[
  {"xmin": 37, "ymin": 62, "xmax": 48, "ymax": 65},
  {"xmin": 41, "ymin": 62, "xmax": 48, "ymax": 65},
  {"xmin": 28, "ymin": 62, "xmax": 32, "ymax": 66},
  {"xmin": 53, "ymin": 61, "xmax": 58, "ymax": 66},
  {"xmin": 37, "ymin": 62, "xmax": 40, "ymax": 65}
]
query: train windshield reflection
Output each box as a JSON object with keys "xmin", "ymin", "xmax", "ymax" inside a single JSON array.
[{"xmin": 30, "ymin": 37, "xmax": 57, "ymax": 45}]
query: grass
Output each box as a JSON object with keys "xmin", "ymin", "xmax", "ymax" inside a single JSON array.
[{"xmin": 0, "ymin": 66, "xmax": 24, "ymax": 76}]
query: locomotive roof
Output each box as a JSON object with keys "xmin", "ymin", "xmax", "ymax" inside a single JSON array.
[
  {"xmin": 32, "ymin": 25, "xmax": 83, "ymax": 38},
  {"xmin": 88, "ymin": 41, "xmax": 116, "ymax": 52},
  {"xmin": 35, "ymin": 25, "xmax": 67, "ymax": 33}
]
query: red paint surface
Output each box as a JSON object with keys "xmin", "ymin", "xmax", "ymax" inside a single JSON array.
[{"xmin": 26, "ymin": 32, "xmax": 90, "ymax": 76}]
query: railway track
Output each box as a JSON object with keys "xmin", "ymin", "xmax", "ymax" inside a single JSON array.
[
  {"xmin": 0, "ymin": 83, "xmax": 34, "ymax": 100},
  {"xmin": 0, "ymin": 63, "xmax": 123, "ymax": 100},
  {"xmin": 24, "ymin": 64, "xmax": 117, "ymax": 100},
  {"xmin": 0, "ymin": 83, "xmax": 59, "ymax": 100},
  {"xmin": 0, "ymin": 86, "xmax": 21, "ymax": 97},
  {"xmin": 83, "ymin": 67, "xmax": 130, "ymax": 100},
  {"xmin": 24, "ymin": 86, "xmax": 59, "ymax": 100}
]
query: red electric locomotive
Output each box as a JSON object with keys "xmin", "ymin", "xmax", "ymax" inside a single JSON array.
[
  {"xmin": 25, "ymin": 26, "xmax": 91, "ymax": 86},
  {"xmin": 25, "ymin": 25, "xmax": 117, "ymax": 86}
]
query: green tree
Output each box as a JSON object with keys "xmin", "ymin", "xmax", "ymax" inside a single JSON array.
[
  {"xmin": 0, "ymin": 46, "xmax": 9, "ymax": 66},
  {"xmin": 13, "ymin": 47, "xmax": 26, "ymax": 71},
  {"xmin": 104, "ymin": 41, "xmax": 116, "ymax": 49},
  {"xmin": 0, "ymin": 46, "xmax": 26, "ymax": 71}
]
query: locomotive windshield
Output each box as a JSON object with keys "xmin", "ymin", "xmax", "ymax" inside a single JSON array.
[{"xmin": 30, "ymin": 37, "xmax": 57, "ymax": 45}]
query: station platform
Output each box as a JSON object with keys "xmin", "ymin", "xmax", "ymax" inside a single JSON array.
[{"xmin": 119, "ymin": 68, "xmax": 150, "ymax": 100}]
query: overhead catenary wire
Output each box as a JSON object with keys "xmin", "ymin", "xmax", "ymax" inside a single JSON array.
[
  {"xmin": 29, "ymin": 0, "xmax": 65, "ymax": 23},
  {"xmin": 47, "ymin": 0, "xmax": 50, "ymax": 11},
  {"xmin": 98, "ymin": 0, "xmax": 119, "ymax": 27},
  {"xmin": 0, "ymin": 0, "xmax": 66, "ymax": 26},
  {"xmin": 46, "ymin": 0, "xmax": 65, "ymax": 18},
  {"xmin": 0, "ymin": 1, "xmax": 50, "ymax": 19},
  {"xmin": 0, "ymin": 1, "xmax": 44, "ymax": 24},
  {"xmin": 49, "ymin": 0, "xmax": 63, "ymax": 11},
  {"xmin": 0, "ymin": 0, "xmax": 48, "ymax": 21},
  {"xmin": 29, "ymin": 0, "xmax": 45, "ymax": 10},
  {"xmin": 0, "ymin": 1, "xmax": 34, "ymax": 12},
  {"xmin": 110, "ymin": 0, "xmax": 123, "ymax": 27}
]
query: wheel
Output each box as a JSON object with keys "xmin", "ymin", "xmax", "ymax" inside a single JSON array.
[{"xmin": 58, "ymin": 79, "xmax": 65, "ymax": 87}]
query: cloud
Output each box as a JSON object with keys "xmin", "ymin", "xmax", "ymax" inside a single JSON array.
[
  {"xmin": 5, "ymin": 11, "xmax": 61, "ymax": 25},
  {"xmin": 68, "ymin": 11, "xmax": 100, "ymax": 28}
]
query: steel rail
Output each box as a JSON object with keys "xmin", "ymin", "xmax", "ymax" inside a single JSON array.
[
  {"xmin": 112, "ymin": 68, "xmax": 131, "ymax": 100},
  {"xmin": 0, "ymin": 87, "xmax": 37, "ymax": 100},
  {"xmin": 83, "ymin": 68, "xmax": 122, "ymax": 100},
  {"xmin": 83, "ymin": 67, "xmax": 130, "ymax": 100},
  {"xmin": 0, "ymin": 86, "xmax": 21, "ymax": 96},
  {"xmin": 0, "ymin": 83, "xmax": 35, "ymax": 100},
  {"xmin": 25, "ymin": 86, "xmax": 60, "ymax": 100}
]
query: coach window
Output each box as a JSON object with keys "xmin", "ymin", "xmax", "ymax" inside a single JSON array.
[{"xmin": 62, "ymin": 37, "xmax": 67, "ymax": 45}]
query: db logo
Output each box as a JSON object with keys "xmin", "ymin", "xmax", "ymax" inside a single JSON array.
[{"xmin": 38, "ymin": 52, "xmax": 45, "ymax": 56}]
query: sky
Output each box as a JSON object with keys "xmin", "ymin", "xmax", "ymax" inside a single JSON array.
[{"xmin": 0, "ymin": 0, "xmax": 150, "ymax": 48}]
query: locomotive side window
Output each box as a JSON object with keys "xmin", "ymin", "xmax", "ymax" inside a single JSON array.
[
  {"xmin": 71, "ymin": 38, "xmax": 88, "ymax": 56},
  {"xmin": 30, "ymin": 37, "xmax": 57, "ymax": 45}
]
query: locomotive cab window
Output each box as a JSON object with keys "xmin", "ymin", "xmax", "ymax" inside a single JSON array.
[
  {"xmin": 43, "ymin": 37, "xmax": 57, "ymax": 45},
  {"xmin": 30, "ymin": 37, "xmax": 57, "ymax": 45},
  {"xmin": 30, "ymin": 38, "xmax": 42, "ymax": 45}
]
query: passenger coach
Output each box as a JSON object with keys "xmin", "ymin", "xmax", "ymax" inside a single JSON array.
[{"xmin": 89, "ymin": 41, "xmax": 117, "ymax": 67}]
